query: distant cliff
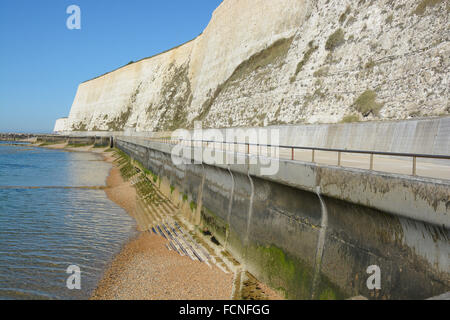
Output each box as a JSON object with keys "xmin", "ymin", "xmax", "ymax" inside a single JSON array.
[
  {"xmin": 61, "ymin": 0, "xmax": 449, "ymax": 132},
  {"xmin": 53, "ymin": 118, "xmax": 68, "ymax": 133}
]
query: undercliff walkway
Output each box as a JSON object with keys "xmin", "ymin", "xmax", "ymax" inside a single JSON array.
[{"xmin": 144, "ymin": 137, "xmax": 450, "ymax": 181}]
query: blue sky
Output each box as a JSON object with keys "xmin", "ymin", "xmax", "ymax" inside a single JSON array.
[{"xmin": 0, "ymin": 0, "xmax": 222, "ymax": 133}]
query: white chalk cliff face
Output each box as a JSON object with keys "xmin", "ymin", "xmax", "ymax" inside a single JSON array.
[
  {"xmin": 53, "ymin": 118, "xmax": 68, "ymax": 133},
  {"xmin": 64, "ymin": 0, "xmax": 449, "ymax": 132}
]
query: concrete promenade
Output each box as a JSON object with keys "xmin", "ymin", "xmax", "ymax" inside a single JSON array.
[{"xmin": 115, "ymin": 135, "xmax": 450, "ymax": 299}]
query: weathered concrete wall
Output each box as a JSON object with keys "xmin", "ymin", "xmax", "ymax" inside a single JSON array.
[
  {"xmin": 33, "ymin": 134, "xmax": 111, "ymax": 147},
  {"xmin": 61, "ymin": 0, "xmax": 449, "ymax": 132},
  {"xmin": 190, "ymin": 116, "xmax": 450, "ymax": 155},
  {"xmin": 116, "ymin": 137, "xmax": 450, "ymax": 299},
  {"xmin": 0, "ymin": 133, "xmax": 35, "ymax": 141},
  {"xmin": 59, "ymin": 116, "xmax": 450, "ymax": 157}
]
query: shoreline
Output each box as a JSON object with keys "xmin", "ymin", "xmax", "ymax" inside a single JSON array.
[{"xmin": 31, "ymin": 142, "xmax": 281, "ymax": 300}]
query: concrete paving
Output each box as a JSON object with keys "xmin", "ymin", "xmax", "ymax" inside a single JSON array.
[{"xmin": 286, "ymin": 149, "xmax": 450, "ymax": 180}]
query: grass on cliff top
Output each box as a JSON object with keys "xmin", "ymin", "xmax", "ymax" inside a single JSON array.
[{"xmin": 65, "ymin": 143, "xmax": 93, "ymax": 148}]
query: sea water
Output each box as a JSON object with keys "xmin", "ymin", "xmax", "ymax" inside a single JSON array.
[{"xmin": 0, "ymin": 142, "xmax": 136, "ymax": 299}]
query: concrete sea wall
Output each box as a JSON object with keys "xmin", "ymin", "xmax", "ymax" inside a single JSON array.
[
  {"xmin": 32, "ymin": 135, "xmax": 112, "ymax": 147},
  {"xmin": 60, "ymin": 116, "xmax": 450, "ymax": 156},
  {"xmin": 115, "ymin": 137, "xmax": 450, "ymax": 300},
  {"xmin": 188, "ymin": 116, "xmax": 450, "ymax": 155}
]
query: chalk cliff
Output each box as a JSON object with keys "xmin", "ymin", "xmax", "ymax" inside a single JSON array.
[
  {"xmin": 53, "ymin": 118, "xmax": 68, "ymax": 133},
  {"xmin": 62, "ymin": 0, "xmax": 449, "ymax": 132}
]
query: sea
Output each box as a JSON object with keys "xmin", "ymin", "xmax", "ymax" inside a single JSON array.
[{"xmin": 0, "ymin": 141, "xmax": 136, "ymax": 299}]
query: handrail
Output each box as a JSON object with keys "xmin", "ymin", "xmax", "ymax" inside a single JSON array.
[
  {"xmin": 140, "ymin": 137, "xmax": 450, "ymax": 177},
  {"xmin": 146, "ymin": 137, "xmax": 450, "ymax": 160}
]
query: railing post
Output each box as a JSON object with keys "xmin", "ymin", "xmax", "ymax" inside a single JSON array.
[
  {"xmin": 370, "ymin": 153, "xmax": 374, "ymax": 170},
  {"xmin": 291, "ymin": 148, "xmax": 294, "ymax": 161},
  {"xmin": 412, "ymin": 156, "xmax": 417, "ymax": 176},
  {"xmin": 312, "ymin": 149, "xmax": 315, "ymax": 163},
  {"xmin": 338, "ymin": 151, "xmax": 342, "ymax": 166}
]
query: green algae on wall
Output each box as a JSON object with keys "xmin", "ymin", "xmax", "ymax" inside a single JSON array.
[
  {"xmin": 247, "ymin": 244, "xmax": 346, "ymax": 300},
  {"xmin": 133, "ymin": 158, "xmax": 159, "ymax": 183},
  {"xmin": 250, "ymin": 244, "xmax": 313, "ymax": 299},
  {"xmin": 200, "ymin": 207, "xmax": 229, "ymax": 244}
]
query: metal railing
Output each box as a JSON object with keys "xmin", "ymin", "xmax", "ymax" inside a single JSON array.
[{"xmin": 143, "ymin": 137, "xmax": 450, "ymax": 177}]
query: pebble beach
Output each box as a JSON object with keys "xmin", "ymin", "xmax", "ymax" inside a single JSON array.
[{"xmin": 92, "ymin": 150, "xmax": 235, "ymax": 300}]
